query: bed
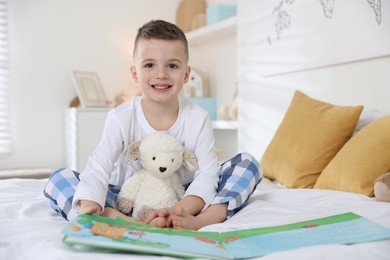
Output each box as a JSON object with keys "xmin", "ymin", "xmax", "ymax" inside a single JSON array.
[
  {"xmin": 2, "ymin": 91, "xmax": 390, "ymax": 260},
  {"xmin": 2, "ymin": 94, "xmax": 390, "ymax": 259},
  {"xmin": 1, "ymin": 173, "xmax": 390, "ymax": 260}
]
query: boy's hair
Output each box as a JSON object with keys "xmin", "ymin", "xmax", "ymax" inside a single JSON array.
[{"xmin": 133, "ymin": 20, "xmax": 189, "ymax": 63}]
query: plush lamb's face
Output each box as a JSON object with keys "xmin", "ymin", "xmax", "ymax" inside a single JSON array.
[
  {"xmin": 138, "ymin": 132, "xmax": 184, "ymax": 179},
  {"xmin": 140, "ymin": 149, "xmax": 183, "ymax": 179}
]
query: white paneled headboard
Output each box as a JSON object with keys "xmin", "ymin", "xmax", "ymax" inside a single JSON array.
[{"xmin": 237, "ymin": 0, "xmax": 390, "ymax": 160}]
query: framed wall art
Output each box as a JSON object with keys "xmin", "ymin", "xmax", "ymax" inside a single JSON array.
[{"xmin": 71, "ymin": 70, "xmax": 108, "ymax": 108}]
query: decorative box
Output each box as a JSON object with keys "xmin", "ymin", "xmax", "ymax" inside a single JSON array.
[
  {"xmin": 189, "ymin": 97, "xmax": 217, "ymax": 120},
  {"xmin": 206, "ymin": 5, "xmax": 237, "ymax": 25},
  {"xmin": 182, "ymin": 68, "xmax": 208, "ymax": 98}
]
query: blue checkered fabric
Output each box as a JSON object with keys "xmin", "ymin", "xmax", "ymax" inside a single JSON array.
[
  {"xmin": 44, "ymin": 152, "xmax": 262, "ymax": 221},
  {"xmin": 106, "ymin": 185, "xmax": 120, "ymax": 208},
  {"xmin": 43, "ymin": 168, "xmax": 80, "ymax": 221},
  {"xmin": 44, "ymin": 168, "xmax": 123, "ymax": 221},
  {"xmin": 212, "ymin": 152, "xmax": 262, "ymax": 217}
]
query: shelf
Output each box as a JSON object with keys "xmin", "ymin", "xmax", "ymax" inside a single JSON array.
[
  {"xmin": 69, "ymin": 107, "xmax": 110, "ymax": 112},
  {"xmin": 186, "ymin": 16, "xmax": 237, "ymax": 46},
  {"xmin": 212, "ymin": 120, "xmax": 238, "ymax": 130}
]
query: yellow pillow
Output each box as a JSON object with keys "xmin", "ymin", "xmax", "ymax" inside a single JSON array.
[
  {"xmin": 261, "ymin": 90, "xmax": 363, "ymax": 188},
  {"xmin": 314, "ymin": 115, "xmax": 390, "ymax": 196}
]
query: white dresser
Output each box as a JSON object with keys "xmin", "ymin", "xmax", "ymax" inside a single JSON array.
[{"xmin": 65, "ymin": 108, "xmax": 110, "ymax": 172}]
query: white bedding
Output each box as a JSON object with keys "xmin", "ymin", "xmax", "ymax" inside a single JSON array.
[{"xmin": 1, "ymin": 177, "xmax": 390, "ymax": 260}]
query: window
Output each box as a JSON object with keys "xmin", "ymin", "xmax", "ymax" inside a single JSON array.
[{"xmin": 0, "ymin": 0, "xmax": 10, "ymax": 156}]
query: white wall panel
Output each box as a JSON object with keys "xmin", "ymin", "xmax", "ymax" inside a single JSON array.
[
  {"xmin": 239, "ymin": 0, "xmax": 390, "ymax": 76},
  {"xmin": 237, "ymin": 0, "xmax": 390, "ymax": 160}
]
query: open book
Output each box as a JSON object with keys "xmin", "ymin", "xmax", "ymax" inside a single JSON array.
[{"xmin": 62, "ymin": 212, "xmax": 390, "ymax": 259}]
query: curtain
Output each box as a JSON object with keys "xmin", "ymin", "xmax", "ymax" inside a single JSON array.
[{"xmin": 0, "ymin": 0, "xmax": 10, "ymax": 156}]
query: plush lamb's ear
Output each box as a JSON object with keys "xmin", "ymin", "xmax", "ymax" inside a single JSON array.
[
  {"xmin": 183, "ymin": 149, "xmax": 198, "ymax": 171},
  {"xmin": 126, "ymin": 140, "xmax": 142, "ymax": 164}
]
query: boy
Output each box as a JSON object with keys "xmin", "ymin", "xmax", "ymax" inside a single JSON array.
[{"xmin": 44, "ymin": 20, "xmax": 262, "ymax": 230}]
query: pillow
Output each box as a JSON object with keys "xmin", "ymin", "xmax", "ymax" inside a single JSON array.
[
  {"xmin": 314, "ymin": 115, "xmax": 390, "ymax": 196},
  {"xmin": 261, "ymin": 90, "xmax": 363, "ymax": 188},
  {"xmin": 353, "ymin": 107, "xmax": 390, "ymax": 135}
]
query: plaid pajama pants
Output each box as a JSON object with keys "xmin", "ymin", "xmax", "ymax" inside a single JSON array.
[{"xmin": 43, "ymin": 152, "xmax": 262, "ymax": 221}]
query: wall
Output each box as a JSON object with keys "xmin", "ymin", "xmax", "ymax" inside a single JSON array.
[
  {"xmin": 189, "ymin": 34, "xmax": 237, "ymax": 110},
  {"xmin": 5, "ymin": 0, "xmax": 389, "ymax": 170},
  {"xmin": 2, "ymin": 0, "xmax": 181, "ymax": 169},
  {"xmin": 237, "ymin": 0, "xmax": 390, "ymax": 160}
]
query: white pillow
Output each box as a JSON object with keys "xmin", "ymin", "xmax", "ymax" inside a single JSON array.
[{"xmin": 353, "ymin": 107, "xmax": 390, "ymax": 135}]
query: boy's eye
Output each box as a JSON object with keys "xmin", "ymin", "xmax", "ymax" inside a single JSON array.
[
  {"xmin": 145, "ymin": 63, "xmax": 154, "ymax": 68},
  {"xmin": 168, "ymin": 64, "xmax": 178, "ymax": 69}
]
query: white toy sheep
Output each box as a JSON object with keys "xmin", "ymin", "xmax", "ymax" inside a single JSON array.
[{"xmin": 116, "ymin": 132, "xmax": 198, "ymax": 221}]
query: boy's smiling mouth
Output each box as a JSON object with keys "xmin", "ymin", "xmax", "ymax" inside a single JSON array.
[{"xmin": 152, "ymin": 84, "xmax": 172, "ymax": 89}]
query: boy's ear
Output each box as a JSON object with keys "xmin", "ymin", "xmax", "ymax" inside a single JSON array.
[
  {"xmin": 130, "ymin": 65, "xmax": 139, "ymax": 85},
  {"xmin": 183, "ymin": 65, "xmax": 191, "ymax": 84},
  {"xmin": 126, "ymin": 140, "xmax": 142, "ymax": 164}
]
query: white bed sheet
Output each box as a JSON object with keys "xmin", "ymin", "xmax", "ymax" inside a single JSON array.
[{"xmin": 1, "ymin": 177, "xmax": 389, "ymax": 260}]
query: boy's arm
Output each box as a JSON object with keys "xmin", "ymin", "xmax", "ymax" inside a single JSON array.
[
  {"xmin": 73, "ymin": 110, "xmax": 126, "ymax": 210},
  {"xmin": 79, "ymin": 199, "xmax": 102, "ymax": 215},
  {"xmin": 177, "ymin": 195, "xmax": 205, "ymax": 215},
  {"xmin": 184, "ymin": 114, "xmax": 220, "ymax": 209}
]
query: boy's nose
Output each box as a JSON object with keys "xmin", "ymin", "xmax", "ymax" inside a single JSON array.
[{"xmin": 156, "ymin": 67, "xmax": 168, "ymax": 79}]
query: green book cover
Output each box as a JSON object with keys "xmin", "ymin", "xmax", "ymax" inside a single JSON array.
[{"xmin": 62, "ymin": 212, "xmax": 390, "ymax": 259}]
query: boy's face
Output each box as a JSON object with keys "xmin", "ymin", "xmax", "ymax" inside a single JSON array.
[{"xmin": 131, "ymin": 39, "xmax": 190, "ymax": 104}]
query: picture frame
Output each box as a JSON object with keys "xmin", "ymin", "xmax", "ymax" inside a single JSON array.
[{"xmin": 71, "ymin": 70, "xmax": 108, "ymax": 108}]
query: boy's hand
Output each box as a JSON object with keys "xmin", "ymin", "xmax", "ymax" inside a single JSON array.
[{"xmin": 79, "ymin": 200, "xmax": 102, "ymax": 216}]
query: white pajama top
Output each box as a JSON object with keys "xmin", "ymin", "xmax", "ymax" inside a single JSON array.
[{"xmin": 73, "ymin": 96, "xmax": 221, "ymax": 211}]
